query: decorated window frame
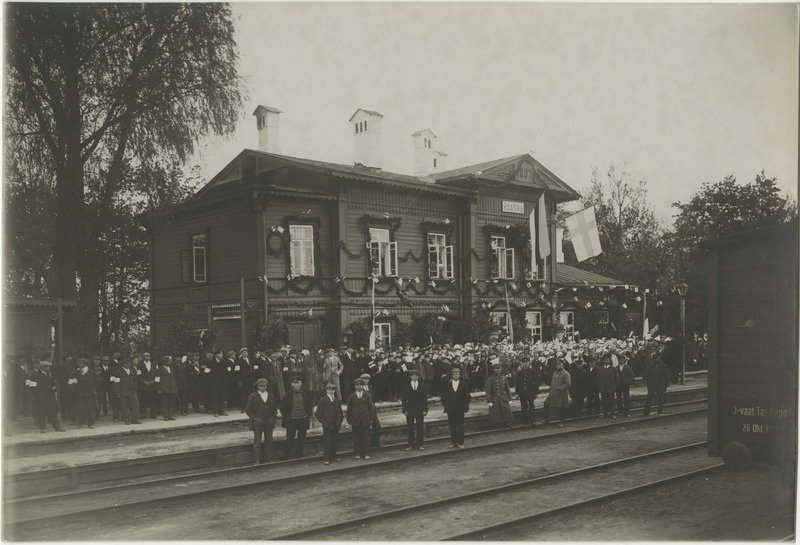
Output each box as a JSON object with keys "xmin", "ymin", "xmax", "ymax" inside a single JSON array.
[
  {"xmin": 489, "ymin": 235, "xmax": 515, "ymax": 280},
  {"xmin": 525, "ymin": 310, "xmax": 543, "ymax": 343},
  {"xmin": 188, "ymin": 231, "xmax": 209, "ymax": 284},
  {"xmin": 421, "ymin": 221, "xmax": 456, "ymax": 280},
  {"xmin": 361, "ymin": 214, "xmax": 401, "ymax": 278},
  {"xmin": 558, "ymin": 310, "xmax": 576, "ymax": 341},
  {"xmin": 272, "ymin": 215, "xmax": 322, "ymax": 278}
]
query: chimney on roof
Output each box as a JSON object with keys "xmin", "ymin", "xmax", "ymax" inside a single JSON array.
[
  {"xmin": 350, "ymin": 108, "xmax": 383, "ymax": 169},
  {"xmin": 253, "ymin": 105, "xmax": 282, "ymax": 154},
  {"xmin": 412, "ymin": 129, "xmax": 448, "ymax": 177}
]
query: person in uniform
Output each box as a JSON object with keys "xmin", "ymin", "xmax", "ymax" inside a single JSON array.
[
  {"xmin": 515, "ymin": 357, "xmax": 540, "ymax": 425},
  {"xmin": 156, "ymin": 355, "xmax": 178, "ymax": 421},
  {"xmin": 401, "ymin": 368, "xmax": 428, "ymax": 451},
  {"xmin": 543, "ymin": 359, "xmax": 571, "ymax": 427},
  {"xmin": 183, "ymin": 353, "xmax": 202, "ymax": 413},
  {"xmin": 441, "ymin": 365, "xmax": 471, "ymax": 448},
  {"xmin": 244, "ymin": 378, "xmax": 278, "ymax": 464},
  {"xmin": 346, "ymin": 377, "xmax": 374, "ymax": 460},
  {"xmin": 280, "ymin": 375, "xmax": 314, "ymax": 459},
  {"xmin": 315, "ymin": 382, "xmax": 343, "ymax": 465},
  {"xmin": 485, "ymin": 360, "xmax": 514, "ymax": 428},
  {"xmin": 31, "ymin": 360, "xmax": 66, "ymax": 433}
]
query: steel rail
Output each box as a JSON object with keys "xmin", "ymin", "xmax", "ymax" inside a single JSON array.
[
  {"xmin": 4, "ymin": 391, "xmax": 708, "ymax": 499},
  {"xmin": 441, "ymin": 464, "xmax": 726, "ymax": 541},
  {"xmin": 4, "ymin": 406, "xmax": 709, "ymax": 530},
  {"xmin": 271, "ymin": 442, "xmax": 711, "ymax": 540}
]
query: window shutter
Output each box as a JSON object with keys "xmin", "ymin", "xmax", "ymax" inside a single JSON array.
[
  {"xmin": 491, "ymin": 247, "xmax": 501, "ymax": 279},
  {"xmin": 445, "ymin": 245, "xmax": 454, "ymax": 279},
  {"xmin": 505, "ymin": 248, "xmax": 515, "ymax": 279},
  {"xmin": 290, "ymin": 240, "xmax": 302, "ymax": 276},
  {"xmin": 304, "ymin": 241, "xmax": 314, "ymax": 276},
  {"xmin": 180, "ymin": 250, "xmax": 191, "ymax": 284},
  {"xmin": 369, "ymin": 242, "xmax": 381, "ymax": 275},
  {"xmin": 428, "ymin": 244, "xmax": 439, "ymax": 277},
  {"xmin": 388, "ymin": 241, "xmax": 398, "ymax": 277}
]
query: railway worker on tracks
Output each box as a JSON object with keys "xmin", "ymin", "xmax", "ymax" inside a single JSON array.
[
  {"xmin": 316, "ymin": 382, "xmax": 344, "ymax": 465},
  {"xmin": 485, "ymin": 359, "xmax": 514, "ymax": 428},
  {"xmin": 280, "ymin": 374, "xmax": 314, "ymax": 459},
  {"xmin": 441, "ymin": 365, "xmax": 471, "ymax": 448},
  {"xmin": 642, "ymin": 354, "xmax": 670, "ymax": 417},
  {"xmin": 115, "ymin": 358, "xmax": 142, "ymax": 425},
  {"xmin": 542, "ymin": 359, "xmax": 571, "ymax": 428},
  {"xmin": 30, "ymin": 359, "xmax": 66, "ymax": 433},
  {"xmin": 156, "ymin": 355, "xmax": 178, "ymax": 421},
  {"xmin": 515, "ymin": 357, "xmax": 539, "ymax": 426},
  {"xmin": 401, "ymin": 368, "xmax": 428, "ymax": 451},
  {"xmin": 347, "ymin": 377, "xmax": 375, "ymax": 460},
  {"xmin": 70, "ymin": 358, "xmax": 96, "ymax": 429},
  {"xmin": 245, "ymin": 377, "xmax": 278, "ymax": 464}
]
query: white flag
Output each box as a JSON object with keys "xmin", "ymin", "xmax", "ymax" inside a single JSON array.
[
  {"xmin": 565, "ymin": 206, "xmax": 602, "ymax": 262},
  {"xmin": 369, "ymin": 329, "xmax": 376, "ymax": 350},
  {"xmin": 528, "ymin": 206, "xmax": 537, "ymax": 275},
  {"xmin": 537, "ymin": 193, "xmax": 550, "ymax": 259}
]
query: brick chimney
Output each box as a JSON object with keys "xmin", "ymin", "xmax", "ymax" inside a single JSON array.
[
  {"xmin": 252, "ymin": 105, "xmax": 282, "ymax": 154},
  {"xmin": 412, "ymin": 129, "xmax": 448, "ymax": 176},
  {"xmin": 349, "ymin": 108, "xmax": 383, "ymax": 169}
]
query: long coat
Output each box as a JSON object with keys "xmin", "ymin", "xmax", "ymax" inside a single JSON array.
[
  {"xmin": 546, "ymin": 369, "xmax": 571, "ymax": 408},
  {"xmin": 485, "ymin": 374, "xmax": 513, "ymax": 425},
  {"xmin": 156, "ymin": 364, "xmax": 179, "ymax": 395},
  {"xmin": 322, "ymin": 354, "xmax": 343, "ymax": 393},
  {"xmin": 596, "ymin": 365, "xmax": 620, "ymax": 394},
  {"xmin": 30, "ymin": 368, "xmax": 59, "ymax": 414},
  {"xmin": 515, "ymin": 367, "xmax": 540, "ymax": 401}
]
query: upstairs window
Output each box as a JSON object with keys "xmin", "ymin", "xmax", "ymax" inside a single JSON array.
[
  {"xmin": 368, "ymin": 227, "xmax": 398, "ymax": 277},
  {"xmin": 490, "ymin": 235, "xmax": 515, "ymax": 279},
  {"xmin": 428, "ymin": 233, "xmax": 453, "ymax": 279},
  {"xmin": 192, "ymin": 234, "xmax": 207, "ymax": 283},
  {"xmin": 526, "ymin": 311, "xmax": 543, "ymax": 343},
  {"xmin": 289, "ymin": 225, "xmax": 315, "ymax": 276},
  {"xmin": 559, "ymin": 311, "xmax": 576, "ymax": 341}
]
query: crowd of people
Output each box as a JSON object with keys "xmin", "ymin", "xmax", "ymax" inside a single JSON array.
[{"xmin": 4, "ymin": 336, "xmax": 675, "ymax": 462}]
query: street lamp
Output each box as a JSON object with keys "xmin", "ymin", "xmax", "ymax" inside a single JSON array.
[{"xmin": 676, "ymin": 282, "xmax": 689, "ymax": 385}]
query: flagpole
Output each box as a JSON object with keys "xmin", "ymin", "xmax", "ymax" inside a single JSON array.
[
  {"xmin": 504, "ymin": 282, "xmax": 514, "ymax": 344},
  {"xmin": 642, "ymin": 288, "xmax": 647, "ymax": 337},
  {"xmin": 371, "ymin": 273, "xmax": 376, "ymax": 348}
]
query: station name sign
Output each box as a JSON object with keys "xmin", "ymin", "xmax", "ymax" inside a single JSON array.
[{"xmin": 502, "ymin": 200, "xmax": 525, "ymax": 214}]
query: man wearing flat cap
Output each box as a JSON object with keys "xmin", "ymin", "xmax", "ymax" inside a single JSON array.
[
  {"xmin": 316, "ymin": 382, "xmax": 343, "ymax": 465},
  {"xmin": 245, "ymin": 378, "xmax": 278, "ymax": 464},
  {"xmin": 224, "ymin": 350, "xmax": 239, "ymax": 411},
  {"xmin": 280, "ymin": 375, "xmax": 314, "ymax": 459},
  {"xmin": 137, "ymin": 352, "xmax": 158, "ymax": 420},
  {"xmin": 346, "ymin": 377, "xmax": 374, "ymax": 460},
  {"xmin": 322, "ymin": 348, "xmax": 343, "ymax": 401},
  {"xmin": 31, "ymin": 360, "xmax": 66, "ymax": 432},
  {"xmin": 236, "ymin": 347, "xmax": 254, "ymax": 412},
  {"xmin": 441, "ymin": 365, "xmax": 470, "ymax": 448}
]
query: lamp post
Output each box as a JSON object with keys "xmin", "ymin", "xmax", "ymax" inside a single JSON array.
[{"xmin": 676, "ymin": 282, "xmax": 688, "ymax": 385}]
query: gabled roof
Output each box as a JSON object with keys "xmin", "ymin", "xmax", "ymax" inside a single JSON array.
[
  {"xmin": 349, "ymin": 108, "xmax": 384, "ymax": 121},
  {"xmin": 252, "ymin": 105, "xmax": 282, "ymax": 115},
  {"xmin": 412, "ymin": 129, "xmax": 437, "ymax": 138},
  {"xmin": 556, "ymin": 263, "xmax": 628, "ymax": 287}
]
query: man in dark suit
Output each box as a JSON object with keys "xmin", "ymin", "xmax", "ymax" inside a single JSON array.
[
  {"xmin": 359, "ymin": 372, "xmax": 382, "ymax": 447},
  {"xmin": 137, "ymin": 352, "xmax": 158, "ymax": 419},
  {"xmin": 339, "ymin": 346, "xmax": 355, "ymax": 401},
  {"xmin": 70, "ymin": 358, "xmax": 96, "ymax": 429},
  {"xmin": 440, "ymin": 365, "xmax": 471, "ymax": 448},
  {"xmin": 209, "ymin": 349, "xmax": 228, "ymax": 416},
  {"xmin": 515, "ymin": 358, "xmax": 540, "ymax": 425},
  {"xmin": 315, "ymin": 382, "xmax": 343, "ymax": 465},
  {"xmin": 114, "ymin": 358, "xmax": 141, "ymax": 425},
  {"xmin": 31, "ymin": 360, "xmax": 66, "ymax": 432},
  {"xmin": 244, "ymin": 378, "xmax": 278, "ymax": 464},
  {"xmin": 236, "ymin": 347, "xmax": 255, "ymax": 410},
  {"xmin": 280, "ymin": 375, "xmax": 314, "ymax": 459},
  {"xmin": 401, "ymin": 368, "xmax": 428, "ymax": 451},
  {"xmin": 224, "ymin": 350, "xmax": 239, "ymax": 411},
  {"xmin": 346, "ymin": 377, "xmax": 375, "ymax": 460},
  {"xmin": 157, "ymin": 356, "xmax": 179, "ymax": 421}
]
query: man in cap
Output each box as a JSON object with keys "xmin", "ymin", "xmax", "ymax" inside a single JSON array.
[
  {"xmin": 441, "ymin": 365, "xmax": 471, "ymax": 448},
  {"xmin": 114, "ymin": 358, "xmax": 141, "ymax": 425},
  {"xmin": 244, "ymin": 378, "xmax": 278, "ymax": 464},
  {"xmin": 209, "ymin": 349, "xmax": 229, "ymax": 416},
  {"xmin": 315, "ymin": 382, "xmax": 343, "ymax": 465},
  {"xmin": 236, "ymin": 347, "xmax": 255, "ymax": 411},
  {"xmin": 542, "ymin": 359, "xmax": 571, "ymax": 427},
  {"xmin": 280, "ymin": 374, "xmax": 314, "ymax": 459},
  {"xmin": 515, "ymin": 357, "xmax": 540, "ymax": 426},
  {"xmin": 137, "ymin": 352, "xmax": 158, "ymax": 419},
  {"xmin": 224, "ymin": 350, "xmax": 239, "ymax": 411},
  {"xmin": 346, "ymin": 377, "xmax": 374, "ymax": 460},
  {"xmin": 156, "ymin": 355, "xmax": 179, "ymax": 421},
  {"xmin": 401, "ymin": 368, "xmax": 428, "ymax": 451},
  {"xmin": 339, "ymin": 346, "xmax": 355, "ymax": 401},
  {"xmin": 70, "ymin": 358, "xmax": 96, "ymax": 429},
  {"xmin": 91, "ymin": 355, "xmax": 106, "ymax": 420},
  {"xmin": 104, "ymin": 355, "xmax": 121, "ymax": 421},
  {"xmin": 183, "ymin": 353, "xmax": 202, "ymax": 413},
  {"xmin": 358, "ymin": 373, "xmax": 382, "ymax": 448},
  {"xmin": 322, "ymin": 348, "xmax": 343, "ymax": 401},
  {"xmin": 31, "ymin": 360, "xmax": 66, "ymax": 432}
]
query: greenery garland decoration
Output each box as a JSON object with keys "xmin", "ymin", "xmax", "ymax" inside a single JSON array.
[
  {"xmin": 397, "ymin": 248, "xmax": 424, "ymax": 263},
  {"xmin": 266, "ymin": 228, "xmax": 286, "ymax": 257},
  {"xmin": 340, "ymin": 240, "xmax": 368, "ymax": 259},
  {"xmin": 471, "ymin": 248, "xmax": 486, "ymax": 262}
]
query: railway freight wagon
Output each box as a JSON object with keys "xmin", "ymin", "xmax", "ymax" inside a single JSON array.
[{"xmin": 703, "ymin": 221, "xmax": 797, "ymax": 481}]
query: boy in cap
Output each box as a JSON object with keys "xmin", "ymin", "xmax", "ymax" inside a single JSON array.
[
  {"xmin": 280, "ymin": 375, "xmax": 314, "ymax": 459},
  {"xmin": 315, "ymin": 382, "xmax": 343, "ymax": 465},
  {"xmin": 346, "ymin": 377, "xmax": 374, "ymax": 460},
  {"xmin": 244, "ymin": 378, "xmax": 278, "ymax": 464},
  {"xmin": 401, "ymin": 368, "xmax": 428, "ymax": 450}
]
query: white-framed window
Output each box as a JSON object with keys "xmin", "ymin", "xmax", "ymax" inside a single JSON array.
[
  {"xmin": 368, "ymin": 227, "xmax": 398, "ymax": 277},
  {"xmin": 428, "ymin": 233, "xmax": 454, "ymax": 279},
  {"xmin": 374, "ymin": 322, "xmax": 391, "ymax": 349},
  {"xmin": 491, "ymin": 236, "xmax": 515, "ymax": 279},
  {"xmin": 597, "ymin": 311, "xmax": 609, "ymax": 324},
  {"xmin": 192, "ymin": 234, "xmax": 207, "ymax": 283},
  {"xmin": 526, "ymin": 311, "xmax": 543, "ymax": 343},
  {"xmin": 559, "ymin": 311, "xmax": 575, "ymax": 341},
  {"xmin": 289, "ymin": 225, "xmax": 315, "ymax": 276}
]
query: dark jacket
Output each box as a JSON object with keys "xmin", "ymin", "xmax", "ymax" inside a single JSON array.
[
  {"xmin": 244, "ymin": 390, "xmax": 278, "ymax": 421},
  {"xmin": 315, "ymin": 393, "xmax": 343, "ymax": 430},
  {"xmin": 30, "ymin": 368, "xmax": 58, "ymax": 412},
  {"xmin": 236, "ymin": 356, "xmax": 255, "ymax": 390},
  {"xmin": 156, "ymin": 363, "xmax": 179, "ymax": 395},
  {"xmin": 137, "ymin": 360, "xmax": 157, "ymax": 392},
  {"xmin": 114, "ymin": 366, "xmax": 138, "ymax": 397},
  {"xmin": 401, "ymin": 380, "xmax": 428, "ymax": 415},
  {"xmin": 280, "ymin": 389, "xmax": 314, "ymax": 429},
  {"xmin": 646, "ymin": 360, "xmax": 670, "ymax": 393},
  {"xmin": 596, "ymin": 364, "xmax": 620, "ymax": 394},
  {"xmin": 619, "ymin": 363, "xmax": 635, "ymax": 388},
  {"xmin": 515, "ymin": 367, "xmax": 540, "ymax": 400},
  {"xmin": 440, "ymin": 378, "xmax": 471, "ymax": 415},
  {"xmin": 346, "ymin": 391, "xmax": 375, "ymax": 425},
  {"xmin": 70, "ymin": 369, "xmax": 96, "ymax": 399}
]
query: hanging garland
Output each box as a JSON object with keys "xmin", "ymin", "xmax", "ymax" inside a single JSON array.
[
  {"xmin": 266, "ymin": 228, "xmax": 286, "ymax": 257},
  {"xmin": 471, "ymin": 248, "xmax": 486, "ymax": 262},
  {"xmin": 397, "ymin": 248, "xmax": 424, "ymax": 263},
  {"xmin": 340, "ymin": 240, "xmax": 369, "ymax": 259}
]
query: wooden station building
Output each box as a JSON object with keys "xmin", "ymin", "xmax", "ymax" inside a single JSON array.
[{"xmin": 146, "ymin": 106, "xmax": 638, "ymax": 351}]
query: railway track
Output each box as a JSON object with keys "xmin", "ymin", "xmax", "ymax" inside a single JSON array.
[
  {"xmin": 4, "ymin": 403, "xmax": 708, "ymax": 539},
  {"xmin": 3, "ymin": 387, "xmax": 708, "ymax": 499}
]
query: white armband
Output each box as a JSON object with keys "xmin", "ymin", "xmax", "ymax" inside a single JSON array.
[{"xmin": 154, "ymin": 376, "xmax": 161, "ymax": 383}]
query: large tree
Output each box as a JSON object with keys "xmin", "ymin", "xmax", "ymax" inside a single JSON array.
[
  {"xmin": 670, "ymin": 171, "xmax": 797, "ymax": 333},
  {"xmin": 5, "ymin": 3, "xmax": 245, "ymax": 354}
]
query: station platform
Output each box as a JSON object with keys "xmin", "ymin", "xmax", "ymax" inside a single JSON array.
[{"xmin": 3, "ymin": 372, "xmax": 708, "ymax": 451}]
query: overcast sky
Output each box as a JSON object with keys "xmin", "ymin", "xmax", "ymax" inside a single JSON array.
[{"xmin": 191, "ymin": 2, "xmax": 799, "ymax": 224}]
